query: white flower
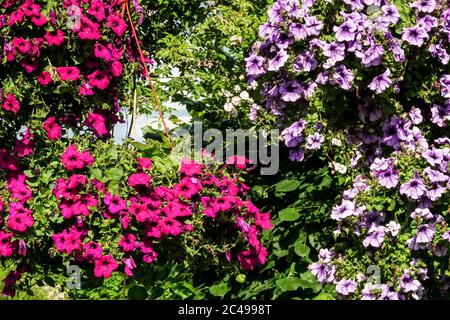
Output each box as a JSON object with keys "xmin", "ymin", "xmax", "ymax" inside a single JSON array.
[
  {"xmin": 329, "ymin": 161, "xmax": 347, "ymax": 174},
  {"xmin": 331, "ymin": 137, "xmax": 342, "ymax": 146},
  {"xmin": 231, "ymin": 96, "xmax": 242, "ymax": 106},
  {"xmin": 224, "ymin": 102, "xmax": 237, "ymax": 116},
  {"xmin": 239, "ymin": 90, "xmax": 251, "ymax": 101}
]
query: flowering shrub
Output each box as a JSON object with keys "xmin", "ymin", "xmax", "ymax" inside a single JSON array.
[
  {"xmin": 246, "ymin": 0, "xmax": 450, "ymax": 299},
  {"xmin": 0, "ymin": 0, "xmax": 274, "ymax": 299},
  {"xmin": 0, "ymin": 0, "xmax": 139, "ymax": 143},
  {"xmin": 246, "ymin": 0, "xmax": 449, "ymax": 162},
  {"xmin": 0, "ymin": 130, "xmax": 271, "ymax": 297}
]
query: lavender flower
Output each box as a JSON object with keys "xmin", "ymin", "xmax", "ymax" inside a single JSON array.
[
  {"xmin": 400, "ymin": 273, "xmax": 422, "ymax": 293},
  {"xmin": 305, "ymin": 132, "xmax": 324, "ymax": 150},
  {"xmin": 440, "ymin": 75, "xmax": 450, "ymax": 98},
  {"xmin": 416, "ymin": 224, "xmax": 435, "ymax": 243},
  {"xmin": 399, "ymin": 172, "xmax": 427, "ymax": 200},
  {"xmin": 267, "ymin": 49, "xmax": 289, "ymax": 71},
  {"xmin": 245, "ymin": 54, "xmax": 266, "ymax": 76},
  {"xmin": 334, "ymin": 20, "xmax": 357, "ymax": 42},
  {"xmin": 402, "ymin": 26, "xmax": 428, "ymax": 47},
  {"xmin": 368, "ymin": 68, "xmax": 392, "ymax": 93},
  {"xmin": 336, "ymin": 279, "xmax": 357, "ymax": 296},
  {"xmin": 363, "ymin": 226, "xmax": 386, "ymax": 248}
]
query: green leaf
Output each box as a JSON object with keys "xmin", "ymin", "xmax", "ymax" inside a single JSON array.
[
  {"xmin": 275, "ymin": 179, "xmax": 300, "ymax": 192},
  {"xmin": 106, "ymin": 167, "xmax": 124, "ymax": 181},
  {"xmin": 276, "ymin": 278, "xmax": 303, "ymax": 292},
  {"xmin": 209, "ymin": 283, "xmax": 230, "ymax": 297},
  {"xmin": 294, "ymin": 242, "xmax": 310, "ymax": 258},
  {"xmin": 128, "ymin": 285, "xmax": 148, "ymax": 300},
  {"xmin": 90, "ymin": 168, "xmax": 103, "ymax": 180},
  {"xmin": 278, "ymin": 207, "xmax": 300, "ymax": 222},
  {"xmin": 106, "ymin": 145, "xmax": 118, "ymax": 161},
  {"xmin": 312, "ymin": 291, "xmax": 334, "ymax": 300}
]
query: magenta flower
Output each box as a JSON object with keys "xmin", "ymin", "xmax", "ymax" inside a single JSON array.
[
  {"xmin": 57, "ymin": 66, "xmax": 80, "ymax": 81},
  {"xmin": 61, "ymin": 144, "xmax": 94, "ymax": 171},
  {"xmin": 42, "ymin": 116, "xmax": 61, "ymax": 140},
  {"xmin": 106, "ymin": 13, "xmax": 127, "ymax": 36},
  {"xmin": 93, "ymin": 255, "xmax": 118, "ymax": 278},
  {"xmin": 2, "ymin": 94, "xmax": 20, "ymax": 114}
]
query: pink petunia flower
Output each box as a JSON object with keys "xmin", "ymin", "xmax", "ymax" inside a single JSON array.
[
  {"xmin": 57, "ymin": 66, "xmax": 80, "ymax": 81},
  {"xmin": 93, "ymin": 255, "xmax": 118, "ymax": 278},
  {"xmin": 42, "ymin": 116, "xmax": 61, "ymax": 140}
]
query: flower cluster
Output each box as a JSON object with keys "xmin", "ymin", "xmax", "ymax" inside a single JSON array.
[
  {"xmin": 0, "ymin": 0, "xmax": 140, "ymax": 141},
  {"xmin": 0, "ymin": 133, "xmax": 272, "ymax": 296},
  {"xmin": 247, "ymin": 0, "xmax": 449, "ymax": 161}
]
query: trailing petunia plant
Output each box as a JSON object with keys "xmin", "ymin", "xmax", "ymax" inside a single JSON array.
[{"xmin": 246, "ymin": 0, "xmax": 450, "ymax": 299}]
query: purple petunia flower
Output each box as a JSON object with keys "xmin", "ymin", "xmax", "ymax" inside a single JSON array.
[
  {"xmin": 358, "ymin": 98, "xmax": 383, "ymax": 122},
  {"xmin": 410, "ymin": 0, "xmax": 436, "ymax": 13},
  {"xmin": 331, "ymin": 65, "xmax": 355, "ymax": 90},
  {"xmin": 402, "ymin": 26, "xmax": 428, "ymax": 47},
  {"xmin": 426, "ymin": 182, "xmax": 446, "ymax": 201},
  {"xmin": 400, "ymin": 273, "xmax": 422, "ymax": 293},
  {"xmin": 334, "ymin": 19, "xmax": 357, "ymax": 42},
  {"xmin": 323, "ymin": 42, "xmax": 346, "ymax": 68},
  {"xmin": 410, "ymin": 207, "xmax": 434, "ymax": 220},
  {"xmin": 417, "ymin": 15, "xmax": 438, "ymax": 32},
  {"xmin": 409, "ymin": 106, "xmax": 423, "ymax": 124},
  {"xmin": 381, "ymin": 4, "xmax": 400, "ymax": 24},
  {"xmin": 331, "ymin": 200, "xmax": 355, "ymax": 221},
  {"xmin": 336, "ymin": 279, "xmax": 358, "ymax": 296},
  {"xmin": 293, "ymin": 51, "xmax": 318, "ymax": 72},
  {"xmin": 368, "ymin": 68, "xmax": 392, "ymax": 93},
  {"xmin": 309, "ymin": 263, "xmax": 329, "ymax": 283},
  {"xmin": 245, "ymin": 54, "xmax": 265, "ymax": 76},
  {"xmin": 377, "ymin": 169, "xmax": 399, "ymax": 189},
  {"xmin": 288, "ymin": 148, "xmax": 305, "ymax": 162},
  {"xmin": 363, "ymin": 226, "xmax": 386, "ymax": 248},
  {"xmin": 305, "ymin": 132, "xmax": 324, "ymax": 150},
  {"xmin": 400, "ymin": 172, "xmax": 427, "ymax": 200},
  {"xmin": 440, "ymin": 75, "xmax": 450, "ymax": 98},
  {"xmin": 290, "ymin": 23, "xmax": 309, "ymax": 40},
  {"xmin": 386, "ymin": 221, "xmax": 400, "ymax": 237},
  {"xmin": 280, "ymin": 80, "xmax": 304, "ymax": 102},
  {"xmin": 429, "ymin": 42, "xmax": 450, "ymax": 65},
  {"xmin": 318, "ymin": 248, "xmax": 333, "ymax": 263},
  {"xmin": 304, "ymin": 16, "xmax": 324, "ymax": 36},
  {"xmin": 431, "ymin": 103, "xmax": 450, "ymax": 127},
  {"xmin": 416, "ymin": 224, "xmax": 435, "ymax": 243},
  {"xmin": 281, "ymin": 119, "xmax": 307, "ymax": 147},
  {"xmin": 267, "ymin": 49, "xmax": 289, "ymax": 71},
  {"xmin": 422, "ymin": 147, "xmax": 443, "ymax": 166}
]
